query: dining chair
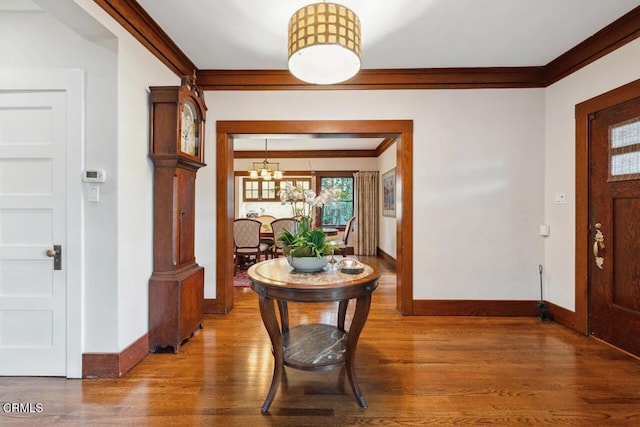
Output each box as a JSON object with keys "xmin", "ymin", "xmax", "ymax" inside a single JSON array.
[
  {"xmin": 233, "ymin": 218, "xmax": 270, "ymax": 275},
  {"xmin": 269, "ymin": 218, "xmax": 299, "ymax": 258},
  {"xmin": 336, "ymin": 216, "xmax": 356, "ymax": 257}
]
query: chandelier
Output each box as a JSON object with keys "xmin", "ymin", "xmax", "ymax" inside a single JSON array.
[
  {"xmin": 287, "ymin": 2, "xmax": 361, "ymax": 85},
  {"xmin": 249, "ymin": 140, "xmax": 284, "ymax": 181}
]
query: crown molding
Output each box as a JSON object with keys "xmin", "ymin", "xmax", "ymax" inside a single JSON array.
[
  {"xmin": 94, "ymin": 0, "xmax": 196, "ymax": 77},
  {"xmin": 234, "ymin": 149, "xmax": 377, "ymax": 159},
  {"xmin": 544, "ymin": 5, "xmax": 640, "ymax": 85},
  {"xmin": 233, "ymin": 136, "xmax": 396, "ymax": 159},
  {"xmin": 234, "ymin": 170, "xmax": 315, "ymax": 176},
  {"xmin": 196, "ymin": 67, "xmax": 546, "ymax": 90},
  {"xmin": 376, "ymin": 137, "xmax": 397, "ymax": 156},
  {"xmin": 99, "ymin": 2, "xmax": 640, "ymax": 90}
]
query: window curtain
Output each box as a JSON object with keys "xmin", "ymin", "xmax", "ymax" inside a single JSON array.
[{"xmin": 353, "ymin": 171, "xmax": 379, "ymax": 255}]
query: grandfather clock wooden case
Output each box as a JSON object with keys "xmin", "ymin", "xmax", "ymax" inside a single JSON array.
[{"xmin": 148, "ymin": 77, "xmax": 206, "ymax": 353}]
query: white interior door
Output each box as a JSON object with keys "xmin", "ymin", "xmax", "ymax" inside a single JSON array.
[{"xmin": 0, "ymin": 90, "xmax": 67, "ymax": 375}]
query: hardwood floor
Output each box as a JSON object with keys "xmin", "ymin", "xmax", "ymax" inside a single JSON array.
[{"xmin": 2, "ymin": 256, "xmax": 640, "ymax": 426}]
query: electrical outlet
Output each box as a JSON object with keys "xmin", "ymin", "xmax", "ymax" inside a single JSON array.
[{"xmin": 539, "ymin": 225, "xmax": 550, "ymax": 236}]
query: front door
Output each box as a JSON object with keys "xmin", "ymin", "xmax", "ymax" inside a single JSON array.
[
  {"xmin": 589, "ymin": 97, "xmax": 640, "ymax": 357},
  {"xmin": 0, "ymin": 90, "xmax": 67, "ymax": 375}
]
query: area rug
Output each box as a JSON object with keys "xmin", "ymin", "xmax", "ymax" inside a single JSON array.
[{"xmin": 233, "ymin": 269, "xmax": 251, "ymax": 288}]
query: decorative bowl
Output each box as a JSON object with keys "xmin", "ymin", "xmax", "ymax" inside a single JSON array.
[
  {"xmin": 287, "ymin": 256, "xmax": 329, "ymax": 272},
  {"xmin": 338, "ymin": 258, "xmax": 364, "ymax": 274}
]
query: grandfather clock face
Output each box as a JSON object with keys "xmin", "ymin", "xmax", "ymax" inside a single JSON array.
[{"xmin": 180, "ymin": 101, "xmax": 198, "ymax": 157}]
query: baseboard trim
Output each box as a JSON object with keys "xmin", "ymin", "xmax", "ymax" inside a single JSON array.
[
  {"xmin": 412, "ymin": 299, "xmax": 540, "ymax": 316},
  {"xmin": 376, "ymin": 247, "xmax": 397, "ymax": 269},
  {"xmin": 204, "ymin": 298, "xmax": 222, "ymax": 314},
  {"xmin": 545, "ymin": 301, "xmax": 581, "ymax": 333},
  {"xmin": 82, "ymin": 333, "xmax": 148, "ymax": 378}
]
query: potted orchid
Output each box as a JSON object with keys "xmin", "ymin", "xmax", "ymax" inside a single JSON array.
[{"xmin": 276, "ymin": 182, "xmax": 343, "ymax": 271}]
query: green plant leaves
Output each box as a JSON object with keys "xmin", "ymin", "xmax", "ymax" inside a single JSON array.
[{"xmin": 277, "ymin": 224, "xmax": 332, "ymax": 258}]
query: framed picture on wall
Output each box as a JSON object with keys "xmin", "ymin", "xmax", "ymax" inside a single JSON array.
[{"xmin": 382, "ymin": 167, "xmax": 396, "ymax": 217}]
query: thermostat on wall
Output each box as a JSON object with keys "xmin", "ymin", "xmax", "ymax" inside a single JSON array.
[{"xmin": 82, "ymin": 169, "xmax": 107, "ymax": 183}]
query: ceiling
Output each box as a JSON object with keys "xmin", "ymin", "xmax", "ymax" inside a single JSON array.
[
  {"xmin": 135, "ymin": 0, "xmax": 640, "ymax": 70},
  {"xmin": 15, "ymin": 0, "xmax": 640, "ymax": 152},
  {"xmin": 233, "ymin": 136, "xmax": 384, "ymax": 152},
  {"xmin": 132, "ymin": 0, "xmax": 640, "ymax": 152}
]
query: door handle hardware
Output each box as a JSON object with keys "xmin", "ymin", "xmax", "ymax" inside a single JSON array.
[
  {"xmin": 47, "ymin": 245, "xmax": 62, "ymax": 270},
  {"xmin": 593, "ymin": 223, "xmax": 605, "ymax": 270}
]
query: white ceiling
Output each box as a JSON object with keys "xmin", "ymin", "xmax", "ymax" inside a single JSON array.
[
  {"xmin": 16, "ymin": 0, "xmax": 640, "ymax": 151},
  {"xmin": 0, "ymin": 0, "xmax": 40, "ymax": 11},
  {"xmin": 233, "ymin": 137, "xmax": 384, "ymax": 152},
  {"xmin": 132, "ymin": 0, "xmax": 640, "ymax": 151},
  {"xmin": 136, "ymin": 0, "xmax": 640, "ymax": 69}
]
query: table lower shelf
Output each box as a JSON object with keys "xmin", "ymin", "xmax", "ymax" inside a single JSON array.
[{"xmin": 283, "ymin": 324, "xmax": 347, "ymax": 371}]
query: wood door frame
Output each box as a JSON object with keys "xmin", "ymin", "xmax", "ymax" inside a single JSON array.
[
  {"xmin": 215, "ymin": 120, "xmax": 413, "ymax": 314},
  {"xmin": 575, "ymin": 78, "xmax": 640, "ymax": 335}
]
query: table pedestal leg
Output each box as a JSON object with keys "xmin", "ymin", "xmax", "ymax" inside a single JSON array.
[
  {"xmin": 277, "ymin": 300, "xmax": 289, "ymax": 333},
  {"xmin": 345, "ymin": 294, "xmax": 372, "ymax": 408},
  {"xmin": 337, "ymin": 300, "xmax": 348, "ymax": 331},
  {"xmin": 257, "ymin": 294, "xmax": 283, "ymax": 413}
]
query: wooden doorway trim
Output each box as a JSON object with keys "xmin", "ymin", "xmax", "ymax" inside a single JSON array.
[
  {"xmin": 575, "ymin": 78, "xmax": 640, "ymax": 335},
  {"xmin": 215, "ymin": 120, "xmax": 413, "ymax": 314}
]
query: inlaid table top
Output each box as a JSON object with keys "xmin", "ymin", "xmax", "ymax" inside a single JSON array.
[{"xmin": 248, "ymin": 257, "xmax": 377, "ymax": 289}]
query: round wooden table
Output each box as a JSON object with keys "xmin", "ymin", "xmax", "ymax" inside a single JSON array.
[{"xmin": 248, "ymin": 257, "xmax": 381, "ymax": 413}]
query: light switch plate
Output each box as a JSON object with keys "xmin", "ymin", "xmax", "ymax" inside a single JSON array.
[
  {"xmin": 554, "ymin": 192, "xmax": 567, "ymax": 204},
  {"xmin": 88, "ymin": 184, "xmax": 100, "ymax": 202}
]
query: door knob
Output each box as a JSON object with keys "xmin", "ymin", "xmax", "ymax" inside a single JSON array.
[
  {"xmin": 593, "ymin": 223, "xmax": 605, "ymax": 269},
  {"xmin": 46, "ymin": 245, "xmax": 62, "ymax": 270}
]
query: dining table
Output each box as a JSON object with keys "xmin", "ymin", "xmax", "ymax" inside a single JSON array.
[
  {"xmin": 321, "ymin": 227, "xmax": 339, "ymax": 236},
  {"xmin": 259, "ymin": 223, "xmax": 273, "ymax": 239}
]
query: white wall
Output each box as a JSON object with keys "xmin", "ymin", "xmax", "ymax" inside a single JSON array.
[
  {"xmin": 2, "ymin": 2, "xmax": 179, "ymax": 354},
  {"xmin": 378, "ymin": 141, "xmax": 397, "ymax": 258},
  {"xmin": 199, "ymin": 89, "xmax": 546, "ymax": 301},
  {"xmin": 76, "ymin": 0, "xmax": 180, "ymax": 350},
  {"xmin": 544, "ymin": 37, "xmax": 640, "ymax": 311},
  {"xmin": 0, "ymin": 6, "xmax": 120, "ymax": 352}
]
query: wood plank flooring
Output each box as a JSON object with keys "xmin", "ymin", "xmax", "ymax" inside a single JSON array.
[{"xmin": 2, "ymin": 256, "xmax": 640, "ymax": 426}]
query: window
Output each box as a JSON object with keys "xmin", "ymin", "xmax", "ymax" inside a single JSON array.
[
  {"xmin": 243, "ymin": 179, "xmax": 273, "ymax": 201},
  {"xmin": 609, "ymin": 117, "xmax": 640, "ymax": 181},
  {"xmin": 261, "ymin": 180, "xmax": 276, "ymax": 199},
  {"xmin": 319, "ymin": 175, "xmax": 354, "ymax": 227},
  {"xmin": 244, "ymin": 180, "xmax": 260, "ymax": 200},
  {"xmin": 279, "ymin": 179, "xmax": 311, "ymax": 192},
  {"xmin": 243, "ymin": 178, "xmax": 311, "ymax": 201}
]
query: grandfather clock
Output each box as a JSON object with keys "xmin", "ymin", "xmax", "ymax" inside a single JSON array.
[{"xmin": 148, "ymin": 75, "xmax": 206, "ymax": 353}]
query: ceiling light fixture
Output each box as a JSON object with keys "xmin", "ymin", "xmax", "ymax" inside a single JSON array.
[
  {"xmin": 249, "ymin": 139, "xmax": 283, "ymax": 181},
  {"xmin": 287, "ymin": 2, "xmax": 361, "ymax": 85}
]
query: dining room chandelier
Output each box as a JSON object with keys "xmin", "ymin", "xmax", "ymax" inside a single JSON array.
[
  {"xmin": 287, "ymin": 2, "xmax": 361, "ymax": 85},
  {"xmin": 249, "ymin": 140, "xmax": 283, "ymax": 180}
]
